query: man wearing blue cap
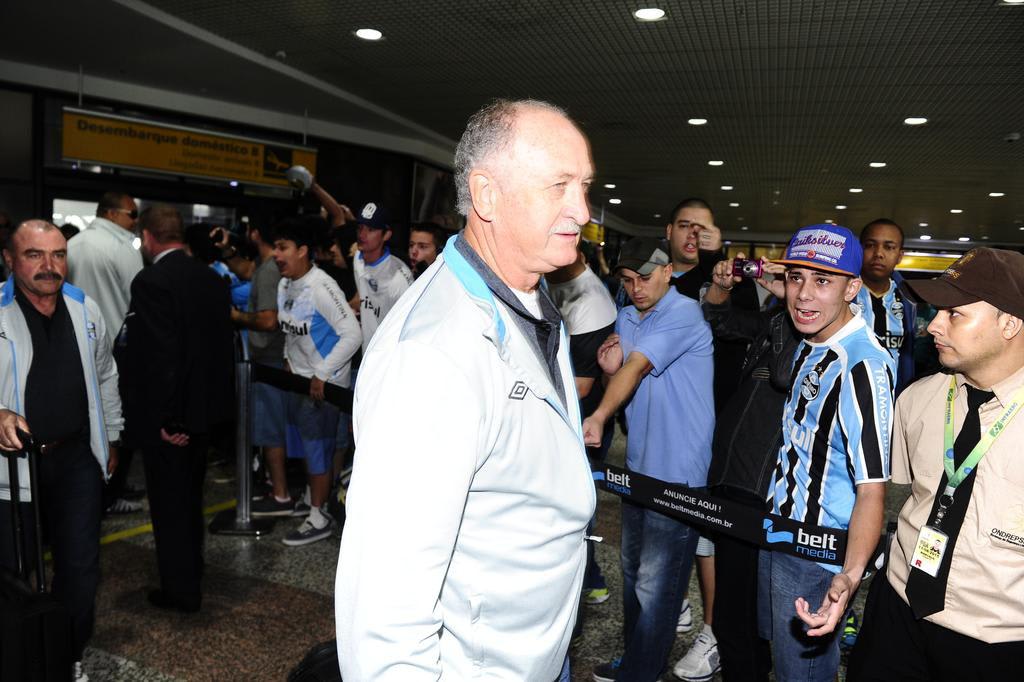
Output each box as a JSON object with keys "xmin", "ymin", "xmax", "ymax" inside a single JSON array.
[
  {"xmin": 352, "ymin": 201, "xmax": 413, "ymax": 350},
  {"xmin": 759, "ymin": 224, "xmax": 896, "ymax": 681}
]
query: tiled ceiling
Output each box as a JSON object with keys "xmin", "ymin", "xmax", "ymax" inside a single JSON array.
[{"xmin": 3, "ymin": 0, "xmax": 1023, "ymax": 243}]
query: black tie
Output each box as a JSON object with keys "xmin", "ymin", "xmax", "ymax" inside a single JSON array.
[{"xmin": 905, "ymin": 384, "xmax": 994, "ymax": 619}]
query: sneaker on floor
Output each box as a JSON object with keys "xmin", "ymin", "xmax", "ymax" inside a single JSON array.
[
  {"xmin": 105, "ymin": 498, "xmax": 143, "ymax": 515},
  {"xmin": 251, "ymin": 495, "xmax": 294, "ymax": 517},
  {"xmin": 73, "ymin": 661, "xmax": 89, "ymax": 682},
  {"xmin": 282, "ymin": 515, "xmax": 333, "ymax": 546},
  {"xmin": 585, "ymin": 586, "xmax": 611, "ymax": 605},
  {"xmin": 592, "ymin": 657, "xmax": 622, "ymax": 682},
  {"xmin": 840, "ymin": 611, "xmax": 860, "ymax": 650},
  {"xmin": 672, "ymin": 625, "xmax": 720, "ymax": 681},
  {"xmin": 291, "ymin": 501, "xmax": 311, "ymax": 517},
  {"xmin": 676, "ymin": 598, "xmax": 693, "ymax": 633}
]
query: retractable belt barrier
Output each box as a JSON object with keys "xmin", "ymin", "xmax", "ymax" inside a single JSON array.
[
  {"xmin": 209, "ymin": 358, "xmax": 354, "ymax": 537},
  {"xmin": 592, "ymin": 462, "xmax": 887, "ymax": 568},
  {"xmin": 251, "ymin": 363, "xmax": 354, "ymax": 413}
]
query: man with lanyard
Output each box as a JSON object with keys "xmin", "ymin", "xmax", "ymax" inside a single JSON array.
[
  {"xmin": 336, "ymin": 99, "xmax": 595, "ymax": 680},
  {"xmin": 583, "ymin": 236, "xmax": 715, "ymax": 682},
  {"xmin": 350, "ymin": 201, "xmax": 413, "ymax": 351},
  {"xmin": 759, "ymin": 224, "xmax": 895, "ymax": 681},
  {"xmin": 855, "ymin": 218, "xmax": 917, "ymax": 394},
  {"xmin": 848, "ymin": 248, "xmax": 1024, "ymax": 681}
]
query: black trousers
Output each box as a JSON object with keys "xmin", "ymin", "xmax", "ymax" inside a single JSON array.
[
  {"xmin": 848, "ymin": 575, "xmax": 1024, "ymax": 681},
  {"xmin": 0, "ymin": 441, "xmax": 103, "ymax": 660},
  {"xmin": 711, "ymin": 489, "xmax": 771, "ymax": 682},
  {"xmin": 142, "ymin": 433, "xmax": 208, "ymax": 608}
]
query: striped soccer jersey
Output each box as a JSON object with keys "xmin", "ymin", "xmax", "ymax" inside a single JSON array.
[
  {"xmin": 853, "ymin": 279, "xmax": 905, "ymax": 357},
  {"xmin": 769, "ymin": 314, "xmax": 896, "ymax": 564}
]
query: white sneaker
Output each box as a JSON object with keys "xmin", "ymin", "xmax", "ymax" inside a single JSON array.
[
  {"xmin": 672, "ymin": 625, "xmax": 720, "ymax": 681},
  {"xmin": 74, "ymin": 661, "xmax": 89, "ymax": 682},
  {"xmin": 676, "ymin": 598, "xmax": 693, "ymax": 633}
]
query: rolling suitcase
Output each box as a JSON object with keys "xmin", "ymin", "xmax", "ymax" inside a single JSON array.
[{"xmin": 0, "ymin": 429, "xmax": 74, "ymax": 681}]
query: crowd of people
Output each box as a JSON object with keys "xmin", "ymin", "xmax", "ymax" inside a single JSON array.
[{"xmin": 1, "ymin": 96, "xmax": 1023, "ymax": 682}]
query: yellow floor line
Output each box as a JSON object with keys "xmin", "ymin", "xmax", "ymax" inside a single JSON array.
[{"xmin": 98, "ymin": 498, "xmax": 237, "ymax": 546}]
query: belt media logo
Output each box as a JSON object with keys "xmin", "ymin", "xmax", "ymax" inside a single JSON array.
[
  {"xmin": 763, "ymin": 518, "xmax": 839, "ymax": 560},
  {"xmin": 508, "ymin": 380, "xmax": 528, "ymax": 400},
  {"xmin": 599, "ymin": 469, "xmax": 631, "ymax": 495}
]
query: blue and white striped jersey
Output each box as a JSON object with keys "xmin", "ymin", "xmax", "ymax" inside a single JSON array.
[
  {"xmin": 769, "ymin": 314, "xmax": 895, "ymax": 567},
  {"xmin": 853, "ymin": 280, "xmax": 905, "ymax": 357}
]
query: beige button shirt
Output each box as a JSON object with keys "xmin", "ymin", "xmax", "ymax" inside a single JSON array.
[{"xmin": 887, "ymin": 365, "xmax": 1024, "ymax": 643}]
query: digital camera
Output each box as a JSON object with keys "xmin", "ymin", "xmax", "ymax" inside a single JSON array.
[{"xmin": 732, "ymin": 258, "xmax": 763, "ymax": 279}]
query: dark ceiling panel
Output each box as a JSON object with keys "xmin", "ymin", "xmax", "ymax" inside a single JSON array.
[{"xmin": 1, "ymin": 0, "xmax": 1022, "ymax": 241}]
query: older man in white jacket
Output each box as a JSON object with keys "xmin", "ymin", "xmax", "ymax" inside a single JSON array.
[{"xmin": 336, "ymin": 100, "xmax": 597, "ymax": 680}]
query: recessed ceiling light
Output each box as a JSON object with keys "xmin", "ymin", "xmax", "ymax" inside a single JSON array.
[
  {"xmin": 229, "ymin": 180, "xmax": 239, "ymax": 187},
  {"xmin": 355, "ymin": 28, "xmax": 383, "ymax": 40},
  {"xmin": 950, "ymin": 208, "xmax": 963, "ymax": 214},
  {"xmin": 740, "ymin": 226, "xmax": 749, "ymax": 230},
  {"xmin": 919, "ymin": 222, "xmax": 929, "ymax": 227},
  {"xmin": 849, "ymin": 188, "xmax": 863, "ymax": 193},
  {"xmin": 989, "ymin": 192, "xmax": 1005, "ymax": 197},
  {"xmin": 729, "ymin": 202, "xmax": 740, "ymax": 207},
  {"xmin": 721, "ymin": 185, "xmax": 734, "ymax": 190},
  {"xmin": 958, "ymin": 236, "xmax": 971, "ymax": 242},
  {"xmin": 904, "ymin": 117, "xmax": 928, "ymax": 125},
  {"xmin": 603, "ymin": 183, "xmax": 616, "ymax": 189},
  {"xmin": 869, "ymin": 162, "xmax": 887, "ymax": 168},
  {"xmin": 835, "ymin": 204, "xmax": 847, "ymax": 210},
  {"xmin": 920, "ymin": 235, "xmax": 932, "ymax": 240},
  {"xmin": 653, "ymin": 213, "xmax": 662, "ymax": 218},
  {"xmin": 982, "ymin": 236, "xmax": 990, "ymax": 240},
  {"xmin": 708, "ymin": 160, "xmax": 724, "ymax": 166},
  {"xmin": 687, "ymin": 118, "xmax": 708, "ymax": 126},
  {"xmin": 608, "ymin": 198, "xmax": 622, "ymax": 205},
  {"xmin": 825, "ymin": 219, "xmax": 835, "ymax": 224},
  {"xmin": 633, "ymin": 7, "xmax": 666, "ymax": 21}
]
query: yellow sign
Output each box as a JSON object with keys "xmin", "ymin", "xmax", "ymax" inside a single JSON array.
[
  {"xmin": 582, "ymin": 222, "xmax": 605, "ymax": 244},
  {"xmin": 897, "ymin": 253, "xmax": 960, "ymax": 273},
  {"xmin": 61, "ymin": 108, "xmax": 316, "ymax": 188}
]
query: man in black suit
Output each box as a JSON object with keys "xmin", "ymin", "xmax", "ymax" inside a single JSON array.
[{"xmin": 126, "ymin": 205, "xmax": 234, "ymax": 612}]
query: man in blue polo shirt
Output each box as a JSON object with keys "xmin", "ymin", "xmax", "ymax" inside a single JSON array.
[
  {"xmin": 760, "ymin": 224, "xmax": 895, "ymax": 681},
  {"xmin": 583, "ymin": 236, "xmax": 715, "ymax": 682}
]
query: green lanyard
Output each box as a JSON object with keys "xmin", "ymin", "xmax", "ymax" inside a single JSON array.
[{"xmin": 942, "ymin": 376, "xmax": 1024, "ymax": 495}]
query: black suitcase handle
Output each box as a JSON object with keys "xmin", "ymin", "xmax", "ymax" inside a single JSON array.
[{"xmin": 4, "ymin": 427, "xmax": 48, "ymax": 593}]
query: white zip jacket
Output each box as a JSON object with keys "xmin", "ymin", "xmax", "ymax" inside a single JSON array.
[
  {"xmin": 0, "ymin": 278, "xmax": 123, "ymax": 501},
  {"xmin": 336, "ymin": 236, "xmax": 596, "ymax": 680}
]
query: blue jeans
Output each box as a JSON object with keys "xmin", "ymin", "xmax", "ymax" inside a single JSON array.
[
  {"xmin": 618, "ymin": 501, "xmax": 699, "ymax": 681},
  {"xmin": 757, "ymin": 550, "xmax": 840, "ymax": 682}
]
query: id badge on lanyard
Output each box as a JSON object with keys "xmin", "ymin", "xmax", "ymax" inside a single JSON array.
[{"xmin": 909, "ymin": 378, "xmax": 1024, "ymax": 576}]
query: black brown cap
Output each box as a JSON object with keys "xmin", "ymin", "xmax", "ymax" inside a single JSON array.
[
  {"xmin": 616, "ymin": 237, "xmax": 671, "ymax": 276},
  {"xmin": 907, "ymin": 247, "xmax": 1024, "ymax": 319}
]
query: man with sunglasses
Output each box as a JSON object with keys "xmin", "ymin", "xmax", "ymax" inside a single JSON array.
[
  {"xmin": 67, "ymin": 192, "xmax": 142, "ymax": 338},
  {"xmin": 67, "ymin": 192, "xmax": 145, "ymax": 516}
]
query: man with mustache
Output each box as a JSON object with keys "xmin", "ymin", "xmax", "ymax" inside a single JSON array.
[
  {"xmin": 337, "ymin": 99, "xmax": 596, "ymax": 680},
  {"xmin": 0, "ymin": 220, "xmax": 123, "ymax": 682},
  {"xmin": 583, "ymin": 236, "xmax": 715, "ymax": 682}
]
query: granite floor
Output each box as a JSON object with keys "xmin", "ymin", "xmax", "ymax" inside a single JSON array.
[{"xmin": 77, "ymin": 432, "xmax": 910, "ymax": 681}]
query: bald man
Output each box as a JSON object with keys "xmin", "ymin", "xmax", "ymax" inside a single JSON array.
[{"xmin": 0, "ymin": 220, "xmax": 123, "ymax": 681}]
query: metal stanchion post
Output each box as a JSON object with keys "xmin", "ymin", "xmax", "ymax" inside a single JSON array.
[{"xmin": 209, "ymin": 357, "xmax": 274, "ymax": 536}]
